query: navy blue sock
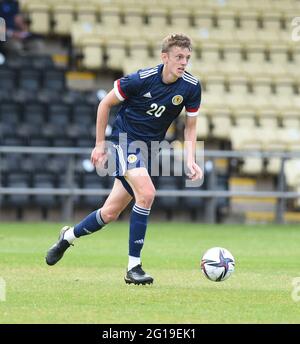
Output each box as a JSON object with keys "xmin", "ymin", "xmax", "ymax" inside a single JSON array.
[
  {"xmin": 74, "ymin": 209, "xmax": 106, "ymax": 238},
  {"xmin": 129, "ymin": 204, "xmax": 151, "ymax": 257}
]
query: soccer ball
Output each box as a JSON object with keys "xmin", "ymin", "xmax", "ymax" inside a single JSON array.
[{"xmin": 201, "ymin": 247, "xmax": 235, "ymax": 282}]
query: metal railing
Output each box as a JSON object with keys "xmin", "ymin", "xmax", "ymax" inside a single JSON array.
[{"xmin": 1, "ymin": 146, "xmax": 300, "ymax": 223}]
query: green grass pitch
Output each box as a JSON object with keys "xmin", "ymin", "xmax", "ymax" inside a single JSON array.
[{"xmin": 0, "ymin": 222, "xmax": 299, "ymax": 324}]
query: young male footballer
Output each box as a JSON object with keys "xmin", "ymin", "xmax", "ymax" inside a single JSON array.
[{"xmin": 46, "ymin": 33, "xmax": 203, "ymax": 285}]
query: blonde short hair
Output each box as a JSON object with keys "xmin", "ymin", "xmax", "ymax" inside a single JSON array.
[{"xmin": 161, "ymin": 34, "xmax": 192, "ymax": 53}]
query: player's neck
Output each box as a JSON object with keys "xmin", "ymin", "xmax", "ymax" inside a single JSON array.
[{"xmin": 162, "ymin": 65, "xmax": 178, "ymax": 84}]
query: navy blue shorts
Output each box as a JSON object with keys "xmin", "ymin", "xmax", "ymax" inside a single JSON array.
[{"xmin": 110, "ymin": 140, "xmax": 152, "ymax": 197}]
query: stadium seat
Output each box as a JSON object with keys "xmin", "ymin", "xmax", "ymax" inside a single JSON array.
[
  {"xmin": 19, "ymin": 69, "xmax": 41, "ymax": 91},
  {"xmin": 156, "ymin": 176, "xmax": 180, "ymax": 216},
  {"xmin": 226, "ymin": 75, "xmax": 250, "ymax": 109},
  {"xmin": 251, "ymin": 76, "xmax": 274, "ymax": 110},
  {"xmin": 52, "ymin": 4, "xmax": 74, "ymax": 35},
  {"xmin": 29, "ymin": 138, "xmax": 52, "ymax": 147},
  {"xmin": 122, "ymin": 6, "xmax": 145, "ymax": 40},
  {"xmin": 82, "ymin": 173, "xmax": 106, "ymax": 207},
  {"xmin": 210, "ymin": 108, "xmax": 232, "ymax": 140},
  {"xmin": 17, "ymin": 122, "xmax": 42, "ymax": 144},
  {"xmin": 67, "ymin": 123, "xmax": 90, "ymax": 140},
  {"xmin": 235, "ymin": 10, "xmax": 259, "ymax": 43},
  {"xmin": 81, "ymin": 36, "xmax": 105, "ymax": 70},
  {"xmin": 285, "ymin": 159, "xmax": 300, "ymax": 188},
  {"xmin": 24, "ymin": 154, "xmax": 50, "ymax": 173},
  {"xmin": 43, "ymin": 69, "xmax": 66, "ymax": 91},
  {"xmin": 27, "ymin": 3, "xmax": 50, "ymax": 35},
  {"xmin": 52, "ymin": 138, "xmax": 74, "ymax": 147},
  {"xmin": 145, "ymin": 7, "xmax": 169, "ymax": 41},
  {"xmin": 76, "ymin": 138, "xmax": 94, "ymax": 147},
  {"xmin": 22, "ymin": 102, "xmax": 47, "ymax": 126},
  {"xmin": 0, "ymin": 155, "xmax": 22, "ymax": 173},
  {"xmin": 98, "ymin": 3, "xmax": 121, "ymax": 38},
  {"xmin": 76, "ymin": 3, "xmax": 98, "ymax": 25},
  {"xmin": 196, "ymin": 109, "xmax": 209, "ymax": 139},
  {"xmin": 0, "ymin": 102, "xmax": 20, "ymax": 125},
  {"xmin": 0, "ymin": 123, "xmax": 14, "ymax": 144},
  {"xmin": 257, "ymin": 109, "xmax": 279, "ymax": 128},
  {"xmin": 257, "ymin": 12, "xmax": 282, "ymax": 43},
  {"xmin": 47, "ymin": 156, "xmax": 69, "ymax": 174},
  {"xmin": 6, "ymin": 173, "xmax": 31, "ymax": 207},
  {"xmin": 105, "ymin": 39, "xmax": 127, "ymax": 70},
  {"xmin": 0, "ymin": 68, "xmax": 17, "ymax": 90},
  {"xmin": 32, "ymin": 55, "xmax": 54, "ymax": 70},
  {"xmin": 32, "ymin": 179, "xmax": 57, "ymax": 209},
  {"xmin": 220, "ymin": 43, "xmax": 244, "ymax": 75},
  {"xmin": 242, "ymin": 43, "xmax": 267, "ymax": 76},
  {"xmin": 281, "ymin": 109, "xmax": 300, "ymax": 129},
  {"xmin": 233, "ymin": 108, "xmax": 257, "ymax": 128},
  {"xmin": 169, "ymin": 8, "xmax": 192, "ymax": 34},
  {"xmin": 57, "ymin": 175, "xmax": 81, "ymax": 206},
  {"xmin": 48, "ymin": 103, "xmax": 71, "ymax": 125}
]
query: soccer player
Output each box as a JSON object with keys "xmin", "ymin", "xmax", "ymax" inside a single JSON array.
[{"xmin": 46, "ymin": 33, "xmax": 203, "ymax": 285}]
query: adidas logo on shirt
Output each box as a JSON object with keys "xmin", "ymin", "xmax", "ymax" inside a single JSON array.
[{"xmin": 143, "ymin": 92, "xmax": 152, "ymax": 98}]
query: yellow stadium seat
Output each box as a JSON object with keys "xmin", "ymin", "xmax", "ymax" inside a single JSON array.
[
  {"xmin": 257, "ymin": 109, "xmax": 279, "ymax": 128},
  {"xmin": 233, "ymin": 108, "xmax": 257, "ymax": 127},
  {"xmin": 27, "ymin": 3, "xmax": 50, "ymax": 35},
  {"xmin": 122, "ymin": 6, "xmax": 145, "ymax": 39},
  {"xmin": 105, "ymin": 39, "xmax": 128, "ymax": 70},
  {"xmin": 281, "ymin": 109, "xmax": 300, "ymax": 129},
  {"xmin": 235, "ymin": 10, "xmax": 259, "ymax": 43},
  {"xmin": 209, "ymin": 108, "xmax": 232, "ymax": 140},
  {"xmin": 52, "ymin": 4, "xmax": 74, "ymax": 36},
  {"xmin": 196, "ymin": 110, "xmax": 209, "ymax": 139},
  {"xmin": 81, "ymin": 36, "xmax": 104, "ymax": 70},
  {"xmin": 76, "ymin": 3, "xmax": 98, "ymax": 24}
]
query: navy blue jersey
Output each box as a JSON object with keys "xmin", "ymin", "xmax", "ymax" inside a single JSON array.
[
  {"xmin": 111, "ymin": 64, "xmax": 201, "ymax": 144},
  {"xmin": 0, "ymin": 0, "xmax": 19, "ymax": 30}
]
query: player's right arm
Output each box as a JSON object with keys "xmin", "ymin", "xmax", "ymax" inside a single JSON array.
[{"xmin": 91, "ymin": 90, "xmax": 121, "ymax": 166}]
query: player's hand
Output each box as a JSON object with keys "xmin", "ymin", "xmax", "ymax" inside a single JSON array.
[
  {"xmin": 187, "ymin": 161, "xmax": 203, "ymax": 181},
  {"xmin": 91, "ymin": 146, "xmax": 107, "ymax": 168}
]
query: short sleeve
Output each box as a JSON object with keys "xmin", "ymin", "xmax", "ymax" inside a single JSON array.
[
  {"xmin": 114, "ymin": 72, "xmax": 139, "ymax": 101},
  {"xmin": 185, "ymin": 82, "xmax": 201, "ymax": 117}
]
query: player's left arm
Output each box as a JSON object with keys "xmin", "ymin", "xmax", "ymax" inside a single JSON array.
[
  {"xmin": 184, "ymin": 115, "xmax": 203, "ymax": 181},
  {"xmin": 184, "ymin": 81, "xmax": 203, "ymax": 181}
]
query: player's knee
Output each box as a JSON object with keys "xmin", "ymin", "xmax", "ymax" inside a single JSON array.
[
  {"xmin": 105, "ymin": 212, "xmax": 119, "ymax": 223},
  {"xmin": 101, "ymin": 207, "xmax": 120, "ymax": 223},
  {"xmin": 136, "ymin": 187, "xmax": 156, "ymax": 208}
]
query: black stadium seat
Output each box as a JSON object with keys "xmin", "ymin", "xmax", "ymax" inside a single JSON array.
[
  {"xmin": 82, "ymin": 174, "xmax": 106, "ymax": 207},
  {"xmin": 156, "ymin": 176, "xmax": 180, "ymax": 212},
  {"xmin": 0, "ymin": 102, "xmax": 21, "ymax": 125},
  {"xmin": 19, "ymin": 69, "xmax": 41, "ymax": 91},
  {"xmin": 23, "ymin": 102, "xmax": 47, "ymax": 125},
  {"xmin": 72, "ymin": 103, "xmax": 94, "ymax": 126},
  {"xmin": 0, "ymin": 68, "xmax": 17, "ymax": 90},
  {"xmin": 48, "ymin": 103, "xmax": 71, "ymax": 125},
  {"xmin": 6, "ymin": 173, "xmax": 31, "ymax": 207},
  {"xmin": 43, "ymin": 69, "xmax": 65, "ymax": 91},
  {"xmin": 32, "ymin": 55, "xmax": 54, "ymax": 70},
  {"xmin": 32, "ymin": 181, "xmax": 57, "ymax": 208}
]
